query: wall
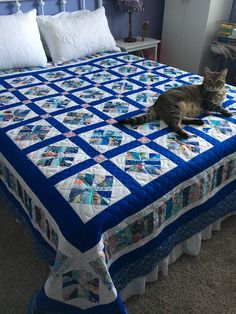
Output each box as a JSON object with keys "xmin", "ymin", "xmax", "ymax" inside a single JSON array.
[
  {"xmin": 230, "ymin": 0, "xmax": 236, "ymax": 21},
  {"xmin": 0, "ymin": 0, "xmax": 165, "ymax": 40}
]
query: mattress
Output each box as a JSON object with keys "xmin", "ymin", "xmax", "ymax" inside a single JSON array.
[{"xmin": 0, "ymin": 52, "xmax": 235, "ymax": 314}]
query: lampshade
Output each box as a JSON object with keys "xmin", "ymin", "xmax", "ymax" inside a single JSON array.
[{"xmin": 116, "ymin": 0, "xmax": 144, "ymax": 13}]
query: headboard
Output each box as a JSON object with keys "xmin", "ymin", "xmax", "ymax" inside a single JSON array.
[{"xmin": 0, "ymin": 0, "xmax": 103, "ymax": 15}]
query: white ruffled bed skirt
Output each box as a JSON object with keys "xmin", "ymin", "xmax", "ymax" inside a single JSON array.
[{"xmin": 120, "ymin": 212, "xmax": 236, "ymax": 302}]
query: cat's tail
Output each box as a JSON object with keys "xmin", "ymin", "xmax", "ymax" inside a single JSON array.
[{"xmin": 118, "ymin": 108, "xmax": 158, "ymax": 126}]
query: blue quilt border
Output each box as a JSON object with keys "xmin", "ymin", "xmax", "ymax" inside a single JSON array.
[{"xmin": 1, "ymin": 125, "xmax": 236, "ymax": 252}]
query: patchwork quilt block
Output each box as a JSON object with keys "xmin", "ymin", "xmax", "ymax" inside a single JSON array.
[{"xmin": 0, "ymin": 52, "xmax": 235, "ymax": 314}]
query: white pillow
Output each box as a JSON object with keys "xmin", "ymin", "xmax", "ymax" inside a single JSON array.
[
  {"xmin": 37, "ymin": 10, "xmax": 89, "ymax": 58},
  {"xmin": 0, "ymin": 10, "xmax": 47, "ymax": 70},
  {"xmin": 42, "ymin": 7, "xmax": 120, "ymax": 64}
]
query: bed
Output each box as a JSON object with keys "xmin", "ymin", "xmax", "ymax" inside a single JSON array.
[{"xmin": 0, "ymin": 1, "xmax": 236, "ymax": 313}]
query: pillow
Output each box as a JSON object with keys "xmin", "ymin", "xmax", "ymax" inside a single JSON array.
[
  {"xmin": 37, "ymin": 10, "xmax": 89, "ymax": 58},
  {"xmin": 0, "ymin": 10, "xmax": 47, "ymax": 70},
  {"xmin": 41, "ymin": 7, "xmax": 120, "ymax": 64}
]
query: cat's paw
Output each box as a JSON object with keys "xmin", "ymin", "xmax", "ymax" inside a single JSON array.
[
  {"xmin": 223, "ymin": 111, "xmax": 233, "ymax": 117},
  {"xmin": 194, "ymin": 119, "xmax": 204, "ymax": 126},
  {"xmin": 179, "ymin": 132, "xmax": 190, "ymax": 139}
]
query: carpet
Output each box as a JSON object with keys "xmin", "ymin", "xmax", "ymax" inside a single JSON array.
[{"xmin": 0, "ymin": 193, "xmax": 235, "ymax": 314}]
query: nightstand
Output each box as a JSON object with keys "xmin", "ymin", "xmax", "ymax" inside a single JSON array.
[{"xmin": 115, "ymin": 37, "xmax": 161, "ymax": 61}]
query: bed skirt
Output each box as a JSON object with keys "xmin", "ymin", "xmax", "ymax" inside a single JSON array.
[{"xmin": 120, "ymin": 212, "xmax": 236, "ymax": 302}]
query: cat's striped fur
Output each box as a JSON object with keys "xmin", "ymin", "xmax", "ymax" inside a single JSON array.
[{"xmin": 118, "ymin": 67, "xmax": 232, "ymax": 139}]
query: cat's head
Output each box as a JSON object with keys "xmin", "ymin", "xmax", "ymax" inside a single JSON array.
[{"xmin": 203, "ymin": 67, "xmax": 227, "ymax": 92}]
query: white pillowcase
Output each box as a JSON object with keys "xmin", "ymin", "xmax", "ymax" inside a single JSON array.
[
  {"xmin": 37, "ymin": 10, "xmax": 89, "ymax": 58},
  {"xmin": 0, "ymin": 10, "xmax": 47, "ymax": 70},
  {"xmin": 41, "ymin": 7, "xmax": 120, "ymax": 64}
]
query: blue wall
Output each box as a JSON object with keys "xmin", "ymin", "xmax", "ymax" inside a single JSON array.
[{"xmin": 0, "ymin": 0, "xmax": 165, "ymax": 40}]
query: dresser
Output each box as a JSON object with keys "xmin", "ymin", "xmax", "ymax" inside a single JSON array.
[{"xmin": 160, "ymin": 0, "xmax": 233, "ymax": 74}]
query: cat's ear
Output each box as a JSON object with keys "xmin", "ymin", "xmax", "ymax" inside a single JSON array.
[
  {"xmin": 220, "ymin": 68, "xmax": 228, "ymax": 78},
  {"xmin": 204, "ymin": 67, "xmax": 211, "ymax": 76}
]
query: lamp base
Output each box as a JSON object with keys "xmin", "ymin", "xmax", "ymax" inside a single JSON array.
[{"xmin": 124, "ymin": 37, "xmax": 137, "ymax": 43}]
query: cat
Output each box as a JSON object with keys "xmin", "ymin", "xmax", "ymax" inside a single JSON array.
[{"xmin": 118, "ymin": 67, "xmax": 232, "ymax": 139}]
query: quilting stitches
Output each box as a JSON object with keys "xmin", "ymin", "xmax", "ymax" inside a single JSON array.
[
  {"xmin": 62, "ymin": 270, "xmax": 99, "ymax": 303},
  {"xmin": 0, "ymin": 84, "xmax": 6, "ymax": 91},
  {"xmin": 227, "ymin": 103, "xmax": 236, "ymax": 115},
  {"xmin": 180, "ymin": 75, "xmax": 203, "ymax": 84},
  {"xmin": 0, "ymin": 92, "xmax": 19, "ymax": 106},
  {"xmin": 89, "ymin": 129, "xmax": 123, "ymax": 147},
  {"xmin": 93, "ymin": 58, "xmax": 123, "ymax": 68},
  {"xmin": 117, "ymin": 54, "xmax": 141, "ymax": 62},
  {"xmin": 95, "ymin": 99, "xmax": 137, "ymax": 118},
  {"xmin": 225, "ymin": 84, "xmax": 236, "ymax": 98},
  {"xmin": 15, "ymin": 124, "xmax": 51, "ymax": 141},
  {"xmin": 89, "ymin": 254, "xmax": 113, "ymax": 291},
  {"xmin": 155, "ymin": 158, "xmax": 236, "ymax": 225},
  {"xmin": 104, "ymin": 212, "xmax": 154, "ymax": 259},
  {"xmin": 7, "ymin": 120, "xmax": 60, "ymax": 149},
  {"xmin": 103, "ymin": 100, "xmax": 129, "ymax": 114},
  {"xmin": 80, "ymin": 124, "xmax": 135, "ymax": 154},
  {"xmin": 36, "ymin": 146, "xmax": 78, "ymax": 167},
  {"xmin": 132, "ymin": 73, "xmax": 164, "ymax": 85},
  {"xmin": 55, "ymin": 78, "xmax": 89, "ymax": 91},
  {"xmin": 55, "ymin": 108, "xmax": 102, "ymax": 131},
  {"xmin": 157, "ymin": 81, "xmax": 185, "ymax": 92},
  {"xmin": 203, "ymin": 119, "xmax": 232, "ymax": 134},
  {"xmin": 68, "ymin": 65, "xmax": 99, "ymax": 75},
  {"xmin": 50, "ymin": 251, "xmax": 73, "ymax": 279},
  {"xmin": 125, "ymin": 151, "xmax": 161, "ymax": 175},
  {"xmin": 64, "ymin": 112, "xmax": 93, "ymax": 126},
  {"xmin": 167, "ymin": 134, "xmax": 200, "ymax": 154},
  {"xmin": 0, "ymin": 66, "xmax": 42, "ymax": 76},
  {"xmin": 74, "ymin": 87, "xmax": 111, "ymax": 103},
  {"xmin": 103, "ymin": 157, "xmax": 235, "ymax": 263},
  {"xmin": 111, "ymin": 65, "xmax": 142, "ymax": 76},
  {"xmin": 20, "ymin": 85, "xmax": 55, "ymax": 99},
  {"xmin": 0, "ymin": 108, "xmax": 37, "ymax": 129},
  {"xmin": 35, "ymin": 96, "xmax": 74, "ymax": 112},
  {"xmin": 136, "ymin": 60, "xmax": 161, "ymax": 69},
  {"xmin": 5, "ymin": 76, "xmax": 41, "ymax": 87},
  {"xmin": 124, "ymin": 118, "xmax": 168, "ymax": 136},
  {"xmin": 157, "ymin": 66, "xmax": 186, "ymax": 78},
  {"xmin": 127, "ymin": 90, "xmax": 160, "ymax": 107},
  {"xmin": 68, "ymin": 173, "xmax": 113, "ymax": 206},
  {"xmin": 191, "ymin": 117, "xmax": 236, "ymax": 142},
  {"xmin": 56, "ymin": 163, "xmax": 130, "ymax": 222},
  {"xmin": 85, "ymin": 71, "xmax": 117, "ymax": 83},
  {"xmin": 28, "ymin": 139, "xmax": 89, "ymax": 177},
  {"xmin": 111, "ymin": 145, "xmax": 177, "ymax": 186},
  {"xmin": 132, "ymin": 121, "xmax": 160, "ymax": 132},
  {"xmin": 39, "ymin": 71, "xmax": 71, "ymax": 81},
  {"xmin": 105, "ymin": 80, "xmax": 140, "ymax": 94},
  {"xmin": 154, "ymin": 133, "xmax": 213, "ymax": 161}
]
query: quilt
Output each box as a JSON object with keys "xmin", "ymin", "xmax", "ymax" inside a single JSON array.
[{"xmin": 0, "ymin": 52, "xmax": 236, "ymax": 314}]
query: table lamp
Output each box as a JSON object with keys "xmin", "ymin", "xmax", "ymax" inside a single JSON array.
[{"xmin": 116, "ymin": 0, "xmax": 144, "ymax": 42}]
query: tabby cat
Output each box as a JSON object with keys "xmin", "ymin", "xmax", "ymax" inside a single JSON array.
[{"xmin": 118, "ymin": 67, "xmax": 232, "ymax": 139}]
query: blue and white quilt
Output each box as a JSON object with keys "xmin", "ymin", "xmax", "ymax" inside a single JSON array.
[{"xmin": 0, "ymin": 52, "xmax": 236, "ymax": 314}]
